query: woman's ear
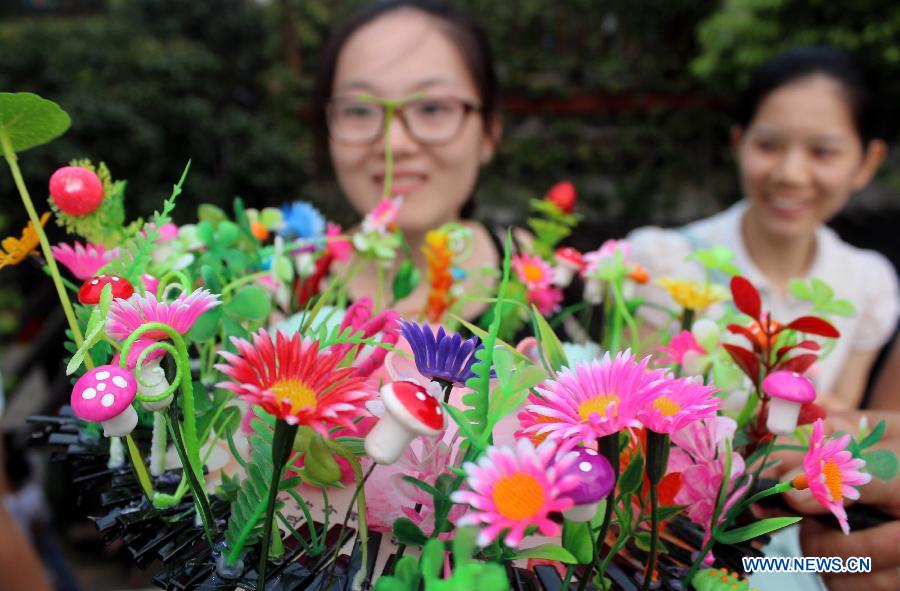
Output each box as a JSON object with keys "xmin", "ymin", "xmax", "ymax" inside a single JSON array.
[
  {"xmin": 480, "ymin": 114, "xmax": 502, "ymax": 164},
  {"xmin": 851, "ymin": 138, "xmax": 887, "ymax": 191},
  {"xmin": 730, "ymin": 125, "xmax": 744, "ymax": 155}
]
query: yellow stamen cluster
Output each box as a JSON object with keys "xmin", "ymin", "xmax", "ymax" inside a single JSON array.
[
  {"xmin": 578, "ymin": 394, "xmax": 619, "ymax": 421},
  {"xmin": 656, "ymin": 277, "xmax": 728, "ymax": 311}
]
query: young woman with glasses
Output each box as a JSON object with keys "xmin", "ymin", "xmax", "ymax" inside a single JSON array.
[{"xmin": 312, "ymin": 0, "xmax": 511, "ymax": 319}]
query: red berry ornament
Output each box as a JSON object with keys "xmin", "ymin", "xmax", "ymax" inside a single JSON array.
[
  {"xmin": 545, "ymin": 181, "xmax": 576, "ymax": 213},
  {"xmin": 78, "ymin": 275, "xmax": 134, "ymax": 305},
  {"xmin": 49, "ymin": 166, "xmax": 104, "ymax": 216}
]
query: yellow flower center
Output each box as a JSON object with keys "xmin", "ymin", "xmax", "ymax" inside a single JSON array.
[
  {"xmin": 271, "ymin": 379, "xmax": 317, "ymax": 412},
  {"xmin": 822, "ymin": 459, "xmax": 843, "ymax": 502},
  {"xmin": 652, "ymin": 396, "xmax": 681, "ymax": 417},
  {"xmin": 492, "ymin": 473, "xmax": 545, "ymax": 520},
  {"xmin": 578, "ymin": 394, "xmax": 619, "ymax": 421},
  {"xmin": 522, "ymin": 262, "xmax": 545, "ymax": 283}
]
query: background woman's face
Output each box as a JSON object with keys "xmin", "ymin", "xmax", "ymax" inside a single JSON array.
[
  {"xmin": 329, "ymin": 9, "xmax": 495, "ymax": 234},
  {"xmin": 737, "ymin": 75, "xmax": 873, "ymax": 240}
]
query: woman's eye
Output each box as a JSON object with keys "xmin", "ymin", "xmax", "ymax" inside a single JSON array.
[
  {"xmin": 812, "ymin": 146, "xmax": 838, "ymax": 159},
  {"xmin": 342, "ymin": 104, "xmax": 374, "ymax": 118},
  {"xmin": 415, "ymin": 101, "xmax": 451, "ymax": 116},
  {"xmin": 753, "ymin": 138, "xmax": 780, "ymax": 153}
]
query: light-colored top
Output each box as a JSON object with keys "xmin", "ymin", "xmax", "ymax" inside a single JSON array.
[{"xmin": 628, "ymin": 200, "xmax": 899, "ymax": 397}]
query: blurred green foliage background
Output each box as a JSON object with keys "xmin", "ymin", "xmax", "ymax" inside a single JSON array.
[{"xmin": 1, "ymin": 0, "xmax": 899, "ymax": 340}]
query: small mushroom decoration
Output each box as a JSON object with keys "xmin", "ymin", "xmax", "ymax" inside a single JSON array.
[
  {"xmin": 762, "ymin": 370, "xmax": 817, "ymax": 435},
  {"xmin": 113, "ymin": 339, "xmax": 171, "ymax": 411},
  {"xmin": 78, "ymin": 274, "xmax": 134, "ymax": 305},
  {"xmin": 71, "ymin": 365, "xmax": 138, "ymax": 437},
  {"xmin": 553, "ymin": 247, "xmax": 585, "ymax": 288},
  {"xmin": 561, "ymin": 447, "xmax": 615, "ymax": 522},
  {"xmin": 364, "ymin": 380, "xmax": 446, "ymax": 465}
]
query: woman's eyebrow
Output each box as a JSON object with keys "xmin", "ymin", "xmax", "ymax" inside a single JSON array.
[{"xmin": 334, "ymin": 77, "xmax": 460, "ymax": 96}]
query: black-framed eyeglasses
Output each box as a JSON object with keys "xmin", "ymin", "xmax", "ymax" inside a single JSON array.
[{"xmin": 326, "ymin": 93, "xmax": 481, "ymax": 145}]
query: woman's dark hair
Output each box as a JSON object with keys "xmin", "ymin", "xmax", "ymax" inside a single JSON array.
[
  {"xmin": 312, "ymin": 0, "xmax": 498, "ymax": 218},
  {"xmin": 737, "ymin": 45, "xmax": 880, "ymax": 144}
]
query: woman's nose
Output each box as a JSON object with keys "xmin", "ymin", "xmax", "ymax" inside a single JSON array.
[
  {"xmin": 379, "ymin": 113, "xmax": 418, "ymax": 156},
  {"xmin": 773, "ymin": 147, "xmax": 811, "ymax": 186}
]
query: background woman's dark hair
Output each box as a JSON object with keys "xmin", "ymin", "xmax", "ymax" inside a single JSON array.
[
  {"xmin": 312, "ymin": 0, "xmax": 498, "ymax": 218},
  {"xmin": 737, "ymin": 45, "xmax": 881, "ymax": 144}
]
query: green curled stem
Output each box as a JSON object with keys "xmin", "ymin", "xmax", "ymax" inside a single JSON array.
[
  {"xmin": 119, "ymin": 326, "xmax": 181, "ymax": 403},
  {"xmin": 120, "ymin": 321, "xmax": 215, "ymax": 545},
  {"xmin": 155, "ymin": 270, "xmax": 191, "ymax": 298}
]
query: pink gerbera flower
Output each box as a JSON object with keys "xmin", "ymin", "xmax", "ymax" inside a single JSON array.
[
  {"xmin": 528, "ymin": 285, "xmax": 563, "ymax": 316},
  {"xmin": 106, "ymin": 288, "xmax": 220, "ymax": 340},
  {"xmin": 794, "ymin": 419, "xmax": 871, "ymax": 534},
  {"xmin": 582, "ymin": 239, "xmax": 630, "ymax": 277},
  {"xmin": 51, "ymin": 241, "xmax": 118, "ymax": 280},
  {"xmin": 215, "ymin": 329, "xmax": 374, "ymax": 433},
  {"xmin": 519, "ymin": 351, "xmax": 667, "ymax": 446},
  {"xmin": 326, "ymin": 222, "xmax": 353, "ymax": 261},
  {"xmin": 450, "ymin": 439, "xmax": 579, "ymax": 547},
  {"xmin": 361, "ymin": 196, "xmax": 403, "ymax": 233},
  {"xmin": 512, "ymin": 253, "xmax": 553, "ymax": 290},
  {"xmin": 656, "ymin": 330, "xmax": 705, "ymax": 366},
  {"xmin": 637, "ymin": 375, "xmax": 720, "ymax": 434}
]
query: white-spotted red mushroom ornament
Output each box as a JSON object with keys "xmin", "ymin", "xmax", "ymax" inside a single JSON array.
[
  {"xmin": 364, "ymin": 381, "xmax": 446, "ymax": 465},
  {"xmin": 78, "ymin": 274, "xmax": 134, "ymax": 305},
  {"xmin": 49, "ymin": 166, "xmax": 104, "ymax": 216},
  {"xmin": 71, "ymin": 365, "xmax": 138, "ymax": 437},
  {"xmin": 562, "ymin": 447, "xmax": 615, "ymax": 522},
  {"xmin": 763, "ymin": 370, "xmax": 817, "ymax": 435},
  {"xmin": 553, "ymin": 247, "xmax": 584, "ymax": 288}
]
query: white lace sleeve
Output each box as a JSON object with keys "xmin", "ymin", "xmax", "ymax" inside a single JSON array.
[
  {"xmin": 627, "ymin": 226, "xmax": 699, "ymax": 328},
  {"xmin": 852, "ymin": 251, "xmax": 899, "ymax": 351}
]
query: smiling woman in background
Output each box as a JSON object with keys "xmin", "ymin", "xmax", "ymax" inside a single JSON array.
[
  {"xmin": 312, "ymin": 0, "xmax": 514, "ymax": 319},
  {"xmin": 629, "ymin": 46, "xmax": 899, "ymax": 411}
]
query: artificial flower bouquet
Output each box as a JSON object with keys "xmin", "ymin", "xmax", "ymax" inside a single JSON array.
[{"xmin": 5, "ymin": 92, "xmax": 898, "ymax": 591}]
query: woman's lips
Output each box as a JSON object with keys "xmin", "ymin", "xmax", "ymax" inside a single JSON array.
[{"xmin": 374, "ymin": 174, "xmax": 426, "ymax": 196}]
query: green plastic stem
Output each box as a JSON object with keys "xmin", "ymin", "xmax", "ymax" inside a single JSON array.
[{"xmin": 0, "ymin": 127, "xmax": 92, "ymax": 369}]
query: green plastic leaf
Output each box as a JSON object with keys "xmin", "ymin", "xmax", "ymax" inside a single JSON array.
[
  {"xmin": 819, "ymin": 299, "xmax": 855, "ymax": 317},
  {"xmin": 811, "ymin": 278, "xmax": 834, "ymax": 306},
  {"xmin": 197, "ymin": 204, "xmax": 228, "ymax": 225},
  {"xmin": 562, "ymin": 520, "xmax": 593, "ymax": 564},
  {"xmin": 392, "ymin": 260, "xmax": 420, "ymax": 302},
  {"xmin": 443, "ymin": 402, "xmax": 478, "ymax": 443},
  {"xmin": 634, "ymin": 530, "xmax": 652, "ymax": 552},
  {"xmin": 200, "ymin": 265, "xmax": 223, "ymax": 294},
  {"xmin": 259, "ymin": 207, "xmax": 283, "ymax": 228},
  {"xmin": 420, "ymin": 539, "xmax": 445, "ymax": 579},
  {"xmin": 511, "ymin": 544, "xmax": 577, "ymax": 564},
  {"xmin": 861, "ymin": 449, "xmax": 899, "ymax": 481},
  {"xmin": 531, "ymin": 305, "xmax": 568, "ymax": 371},
  {"xmin": 715, "ymin": 516, "xmax": 802, "ymax": 544},
  {"xmin": 224, "ymin": 284, "xmax": 271, "ymax": 321},
  {"xmin": 217, "ymin": 220, "xmax": 240, "ymax": 248},
  {"xmin": 0, "ymin": 92, "xmax": 70, "ymax": 153},
  {"xmin": 302, "ymin": 432, "xmax": 342, "ymax": 485},
  {"xmin": 451, "ymin": 526, "xmax": 479, "ymax": 566},
  {"xmin": 859, "ymin": 420, "xmax": 887, "ymax": 450},
  {"xmin": 401, "ymin": 476, "xmax": 444, "ymax": 501},
  {"xmin": 392, "ymin": 518, "xmax": 428, "ymax": 547},
  {"xmin": 618, "ymin": 452, "xmax": 644, "ymax": 496},
  {"xmin": 187, "ymin": 307, "xmax": 222, "ymax": 343},
  {"xmin": 788, "ymin": 279, "xmax": 812, "ymax": 301}
]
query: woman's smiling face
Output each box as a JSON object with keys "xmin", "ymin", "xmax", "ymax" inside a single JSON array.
[
  {"xmin": 736, "ymin": 74, "xmax": 881, "ymax": 240},
  {"xmin": 328, "ymin": 9, "xmax": 497, "ymax": 234}
]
